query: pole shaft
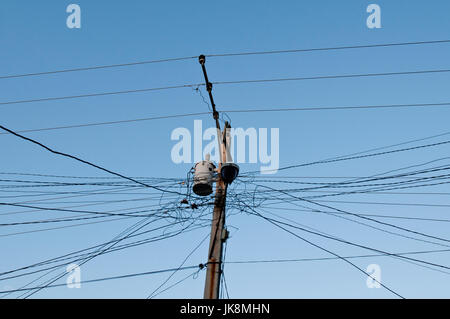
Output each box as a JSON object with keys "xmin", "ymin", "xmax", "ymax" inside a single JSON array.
[{"xmin": 203, "ymin": 129, "xmax": 228, "ymax": 299}]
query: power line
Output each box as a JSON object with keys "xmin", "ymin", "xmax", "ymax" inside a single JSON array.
[
  {"xmin": 0, "ymin": 203, "xmax": 169, "ymax": 225},
  {"xmin": 225, "ymin": 248, "xmax": 450, "ymax": 265},
  {"xmin": 0, "ymin": 183, "xmax": 166, "ymax": 205},
  {"xmin": 0, "ymin": 197, "xmax": 211, "ymax": 277},
  {"xmin": 17, "ymin": 210, "xmax": 197, "ymax": 298},
  {"xmin": 212, "ymin": 69, "xmax": 450, "ymax": 86},
  {"xmin": 0, "ymin": 185, "xmax": 209, "ymax": 287},
  {"xmin": 245, "ymin": 206, "xmax": 450, "ymax": 271},
  {"xmin": 4, "ymin": 214, "xmax": 163, "ymax": 298},
  {"xmin": 0, "ymin": 189, "xmax": 192, "ymax": 219},
  {"xmin": 258, "ymin": 205, "xmax": 450, "ymax": 223},
  {"xmin": 0, "ymin": 202, "xmax": 212, "ymax": 238},
  {"xmin": 237, "ymin": 168, "xmax": 450, "ymax": 195},
  {"xmin": 221, "ymin": 240, "xmax": 230, "ymax": 299},
  {"xmin": 221, "ymin": 102, "xmax": 450, "ymax": 113},
  {"xmin": 148, "ymin": 267, "xmax": 204, "ymax": 298},
  {"xmin": 245, "ymin": 165, "xmax": 450, "ymax": 198},
  {"xmin": 243, "ymin": 181, "xmax": 450, "ymax": 195},
  {"xmin": 242, "ymin": 131, "xmax": 450, "ymax": 176},
  {"xmin": 2, "ymin": 102, "xmax": 449, "ymax": 136},
  {"xmin": 302, "ymin": 179, "xmax": 450, "ymax": 200},
  {"xmin": 0, "ymin": 125, "xmax": 183, "ymax": 196},
  {"xmin": 254, "ymin": 203, "xmax": 450, "ymax": 249},
  {"xmin": 2, "ymin": 39, "xmax": 449, "ymax": 80},
  {"xmin": 0, "ymin": 84, "xmax": 201, "ymax": 106},
  {"xmin": 147, "ymin": 233, "xmax": 210, "ymax": 298},
  {"xmin": 0, "ymin": 216, "xmax": 136, "ymax": 238},
  {"xmin": 232, "ymin": 180, "xmax": 450, "ymax": 249},
  {"xmin": 225, "ymin": 248, "xmax": 450, "ymax": 275},
  {"xmin": 0, "ymin": 112, "xmax": 211, "ymax": 135},
  {"xmin": 2, "ymin": 69, "xmax": 450, "ymax": 107},
  {"xmin": 0, "ymin": 172, "xmax": 183, "ymax": 180},
  {"xmin": 0, "ymin": 265, "xmax": 202, "ymax": 294},
  {"xmin": 244, "ymin": 139, "xmax": 450, "ymax": 175},
  {"xmin": 315, "ymin": 199, "xmax": 450, "ymax": 208},
  {"xmin": 221, "ymin": 270, "xmax": 230, "ymax": 299},
  {"xmin": 0, "ymin": 56, "xmax": 197, "ymax": 80},
  {"xmin": 267, "ymin": 161, "xmax": 450, "ymax": 202},
  {"xmin": 0, "ymin": 200, "xmax": 178, "ymax": 219},
  {"xmin": 0, "ymin": 218, "xmax": 207, "ymax": 280},
  {"xmin": 253, "ymin": 183, "xmax": 450, "ymax": 244},
  {"xmin": 242, "ymin": 203, "xmax": 405, "ymax": 298},
  {"xmin": 13, "ymin": 218, "xmax": 209, "ymax": 298},
  {"xmin": 208, "ymin": 39, "xmax": 450, "ymax": 58}
]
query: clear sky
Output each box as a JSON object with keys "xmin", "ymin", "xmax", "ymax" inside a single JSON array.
[{"xmin": 0, "ymin": 0, "xmax": 450, "ymax": 298}]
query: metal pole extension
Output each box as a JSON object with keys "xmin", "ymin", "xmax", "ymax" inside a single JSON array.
[
  {"xmin": 198, "ymin": 55, "xmax": 223, "ymax": 163},
  {"xmin": 198, "ymin": 55, "xmax": 228, "ymax": 299}
]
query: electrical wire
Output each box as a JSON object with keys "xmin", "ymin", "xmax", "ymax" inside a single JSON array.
[
  {"xmin": 0, "ymin": 84, "xmax": 202, "ymax": 106},
  {"xmin": 244, "ymin": 140, "xmax": 450, "ymax": 175},
  {"xmin": 0, "ymin": 125, "xmax": 184, "ymax": 196},
  {"xmin": 0, "ymin": 112, "xmax": 211, "ymax": 135},
  {"xmin": 2, "ymin": 39, "xmax": 448, "ymax": 80},
  {"xmin": 3, "ymin": 102, "xmax": 450, "ymax": 136},
  {"xmin": 1, "ymin": 69, "xmax": 449, "ymax": 107},
  {"xmin": 252, "ymin": 183, "xmax": 450, "ymax": 244},
  {"xmin": 220, "ymin": 102, "xmax": 450, "ymax": 113},
  {"xmin": 212, "ymin": 69, "xmax": 450, "ymax": 86},
  {"xmin": 241, "ymin": 203, "xmax": 405, "ymax": 299},
  {"xmin": 207, "ymin": 39, "xmax": 450, "ymax": 58},
  {"xmin": 225, "ymin": 248, "xmax": 450, "ymax": 265},
  {"xmin": 147, "ymin": 233, "xmax": 210, "ymax": 299},
  {"xmin": 0, "ymin": 265, "xmax": 203, "ymax": 294}
]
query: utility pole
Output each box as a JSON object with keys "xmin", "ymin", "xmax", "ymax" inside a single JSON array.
[
  {"xmin": 198, "ymin": 55, "xmax": 229, "ymax": 299},
  {"xmin": 203, "ymin": 129, "xmax": 228, "ymax": 299}
]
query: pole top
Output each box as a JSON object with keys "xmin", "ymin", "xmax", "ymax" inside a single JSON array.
[{"xmin": 198, "ymin": 55, "xmax": 206, "ymax": 64}]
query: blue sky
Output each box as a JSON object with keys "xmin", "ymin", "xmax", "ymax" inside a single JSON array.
[{"xmin": 0, "ymin": 0, "xmax": 450, "ymax": 298}]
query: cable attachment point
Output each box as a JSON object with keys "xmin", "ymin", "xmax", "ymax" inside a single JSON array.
[
  {"xmin": 221, "ymin": 228, "xmax": 230, "ymax": 242},
  {"xmin": 198, "ymin": 55, "xmax": 206, "ymax": 65}
]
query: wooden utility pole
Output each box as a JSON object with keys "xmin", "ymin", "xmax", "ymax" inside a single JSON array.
[
  {"xmin": 203, "ymin": 130, "xmax": 228, "ymax": 299},
  {"xmin": 198, "ymin": 55, "xmax": 229, "ymax": 299}
]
